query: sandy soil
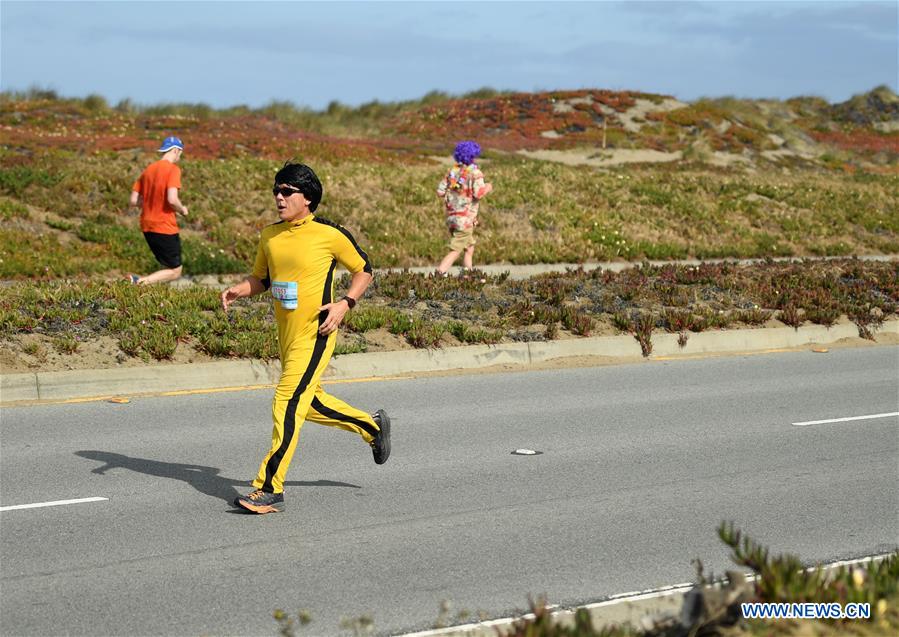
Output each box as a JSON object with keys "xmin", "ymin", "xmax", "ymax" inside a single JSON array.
[
  {"xmin": 526, "ymin": 94, "xmax": 820, "ymax": 169},
  {"xmin": 0, "ymin": 333, "xmax": 216, "ymax": 374},
  {"xmin": 525, "ymin": 95, "xmax": 700, "ymax": 167},
  {"xmin": 518, "ymin": 147, "xmax": 684, "ymax": 167}
]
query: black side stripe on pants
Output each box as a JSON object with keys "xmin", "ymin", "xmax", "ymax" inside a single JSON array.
[
  {"xmin": 261, "ymin": 259, "xmax": 337, "ymax": 492},
  {"xmin": 310, "ymin": 396, "xmax": 379, "ymax": 437}
]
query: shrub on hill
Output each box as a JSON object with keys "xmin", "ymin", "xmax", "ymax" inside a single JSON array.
[{"xmin": 832, "ymin": 86, "xmax": 899, "ymax": 125}]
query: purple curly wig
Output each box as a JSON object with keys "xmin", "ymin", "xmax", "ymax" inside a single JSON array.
[{"xmin": 453, "ymin": 140, "xmax": 481, "ymax": 165}]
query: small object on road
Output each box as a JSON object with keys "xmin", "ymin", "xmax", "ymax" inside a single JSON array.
[
  {"xmin": 512, "ymin": 448, "xmax": 542, "ymax": 455},
  {"xmin": 107, "ymin": 397, "xmax": 130, "ymax": 404},
  {"xmin": 812, "ymin": 348, "xmax": 829, "ymax": 353}
]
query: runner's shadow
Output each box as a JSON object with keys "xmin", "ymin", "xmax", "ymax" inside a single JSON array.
[{"xmin": 75, "ymin": 450, "xmax": 361, "ymax": 505}]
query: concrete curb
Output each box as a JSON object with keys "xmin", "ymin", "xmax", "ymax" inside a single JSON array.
[
  {"xmin": 1, "ymin": 320, "xmax": 896, "ymax": 404},
  {"xmin": 1, "ymin": 360, "xmax": 278, "ymax": 403}
]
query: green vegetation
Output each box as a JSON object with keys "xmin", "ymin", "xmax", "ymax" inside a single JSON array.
[
  {"xmin": 0, "ymin": 85, "xmax": 513, "ymax": 138},
  {"xmin": 0, "ymin": 87, "xmax": 896, "ymax": 280},
  {"xmin": 0, "ymin": 151, "xmax": 896, "ymax": 279},
  {"xmin": 1, "ymin": 260, "xmax": 895, "ymax": 367}
]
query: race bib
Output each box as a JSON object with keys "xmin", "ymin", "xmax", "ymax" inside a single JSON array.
[{"xmin": 271, "ymin": 281, "xmax": 298, "ymax": 310}]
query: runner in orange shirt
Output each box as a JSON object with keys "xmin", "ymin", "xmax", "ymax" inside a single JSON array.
[{"xmin": 127, "ymin": 136, "xmax": 189, "ymax": 284}]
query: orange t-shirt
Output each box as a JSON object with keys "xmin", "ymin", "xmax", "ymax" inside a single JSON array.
[{"xmin": 132, "ymin": 159, "xmax": 182, "ymax": 234}]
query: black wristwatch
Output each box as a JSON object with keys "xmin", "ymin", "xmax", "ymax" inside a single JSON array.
[{"xmin": 341, "ymin": 295, "xmax": 357, "ymax": 309}]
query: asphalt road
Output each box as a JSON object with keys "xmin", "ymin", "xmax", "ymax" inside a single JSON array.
[{"xmin": 1, "ymin": 347, "xmax": 897, "ymax": 637}]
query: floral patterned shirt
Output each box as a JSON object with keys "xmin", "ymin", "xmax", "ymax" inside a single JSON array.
[{"xmin": 437, "ymin": 163, "xmax": 489, "ymax": 231}]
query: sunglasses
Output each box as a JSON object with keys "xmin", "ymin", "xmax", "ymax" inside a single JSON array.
[{"xmin": 272, "ymin": 185, "xmax": 302, "ymax": 198}]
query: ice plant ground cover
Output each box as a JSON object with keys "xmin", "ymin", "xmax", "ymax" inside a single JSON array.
[{"xmin": 0, "ymin": 259, "xmax": 895, "ymax": 370}]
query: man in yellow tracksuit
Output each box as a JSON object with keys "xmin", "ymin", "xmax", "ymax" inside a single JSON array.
[{"xmin": 221, "ymin": 163, "xmax": 390, "ymax": 514}]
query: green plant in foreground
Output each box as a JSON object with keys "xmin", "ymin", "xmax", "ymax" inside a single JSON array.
[
  {"xmin": 446, "ymin": 320, "xmax": 504, "ymax": 344},
  {"xmin": 719, "ymin": 521, "xmax": 899, "ymax": 616},
  {"xmin": 21, "ymin": 341, "xmax": 41, "ymax": 356},
  {"xmin": 847, "ymin": 304, "xmax": 886, "ymax": 340},
  {"xmin": 632, "ymin": 312, "xmax": 655, "ymax": 357},
  {"xmin": 611, "ymin": 311, "xmax": 630, "ymax": 333},
  {"xmin": 52, "ymin": 333, "xmax": 79, "ymax": 355},
  {"xmin": 142, "ymin": 324, "xmax": 178, "ymax": 360},
  {"xmin": 334, "ymin": 340, "xmax": 367, "ymax": 355},
  {"xmin": 778, "ymin": 304, "xmax": 803, "ymax": 329},
  {"xmin": 501, "ymin": 525, "xmax": 899, "ymax": 636},
  {"xmin": 386, "ymin": 311, "xmax": 414, "ymax": 336},
  {"xmin": 736, "ymin": 307, "xmax": 771, "ymax": 326},
  {"xmin": 560, "ymin": 306, "xmax": 593, "ymax": 336},
  {"xmin": 405, "ymin": 318, "xmax": 444, "ymax": 348},
  {"xmin": 117, "ymin": 329, "xmax": 143, "ymax": 359},
  {"xmin": 662, "ymin": 308, "xmax": 695, "ymax": 333},
  {"xmin": 661, "ymin": 308, "xmax": 695, "ymax": 349},
  {"xmin": 804, "ymin": 303, "xmax": 841, "ymax": 327},
  {"xmin": 343, "ymin": 305, "xmax": 393, "ymax": 332}
]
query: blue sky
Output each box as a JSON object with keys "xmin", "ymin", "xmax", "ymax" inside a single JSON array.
[{"xmin": 2, "ymin": 1, "xmax": 896, "ymax": 109}]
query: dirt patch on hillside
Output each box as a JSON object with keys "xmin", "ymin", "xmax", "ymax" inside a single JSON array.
[
  {"xmin": 0, "ymin": 333, "xmax": 216, "ymax": 374},
  {"xmin": 518, "ymin": 148, "xmax": 684, "ymax": 167}
]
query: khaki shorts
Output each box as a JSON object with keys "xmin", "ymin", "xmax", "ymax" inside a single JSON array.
[{"xmin": 448, "ymin": 227, "xmax": 476, "ymax": 252}]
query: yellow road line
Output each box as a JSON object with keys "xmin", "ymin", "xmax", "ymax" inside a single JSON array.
[
  {"xmin": 158, "ymin": 384, "xmax": 274, "ymax": 397},
  {"xmin": 5, "ymin": 375, "xmax": 413, "ymax": 407},
  {"xmin": 157, "ymin": 375, "xmax": 411, "ymax": 397},
  {"xmin": 653, "ymin": 347, "xmax": 794, "ymax": 361}
]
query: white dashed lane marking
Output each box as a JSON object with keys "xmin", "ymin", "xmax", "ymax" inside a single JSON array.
[
  {"xmin": 792, "ymin": 412, "xmax": 899, "ymax": 427},
  {"xmin": 0, "ymin": 497, "xmax": 108, "ymax": 512}
]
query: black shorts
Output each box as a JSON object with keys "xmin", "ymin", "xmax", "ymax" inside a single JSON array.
[{"xmin": 143, "ymin": 232, "xmax": 182, "ymax": 268}]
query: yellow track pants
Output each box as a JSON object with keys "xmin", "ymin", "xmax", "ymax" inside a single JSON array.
[{"xmin": 252, "ymin": 333, "xmax": 379, "ymax": 494}]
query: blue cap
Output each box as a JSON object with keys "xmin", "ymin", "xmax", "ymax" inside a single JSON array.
[{"xmin": 158, "ymin": 136, "xmax": 184, "ymax": 152}]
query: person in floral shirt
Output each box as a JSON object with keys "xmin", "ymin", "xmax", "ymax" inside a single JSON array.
[{"xmin": 435, "ymin": 140, "xmax": 493, "ymax": 276}]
